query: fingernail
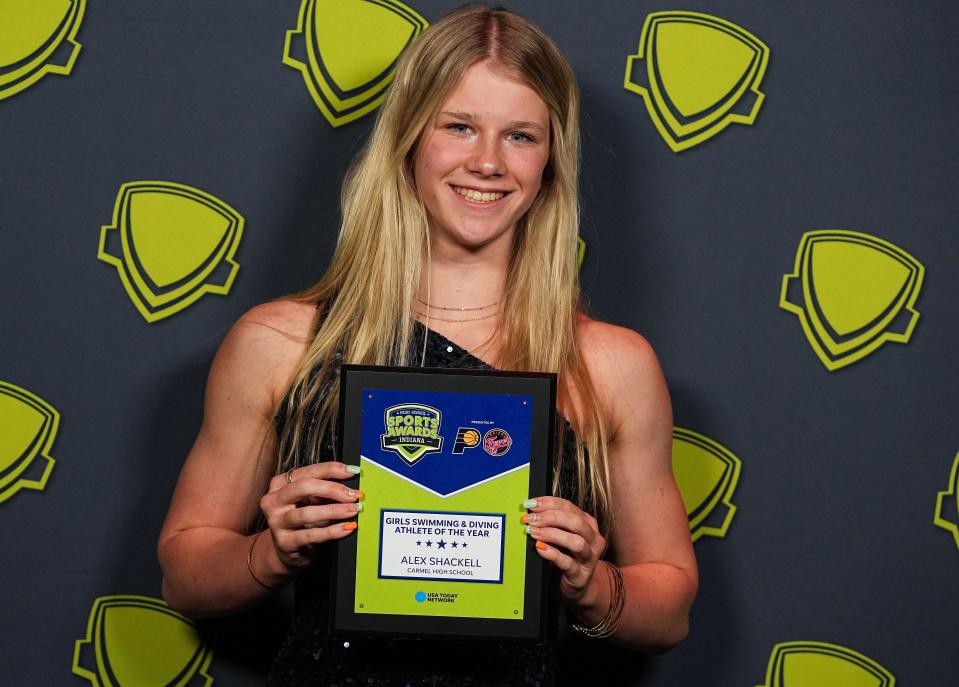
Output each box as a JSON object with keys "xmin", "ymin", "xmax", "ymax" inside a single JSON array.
[
  {"xmin": 343, "ymin": 522, "xmax": 358, "ymax": 531},
  {"xmin": 523, "ymin": 499, "xmax": 538, "ymax": 509},
  {"xmin": 355, "ymin": 490, "xmax": 365, "ymax": 500},
  {"xmin": 354, "ymin": 502, "xmax": 364, "ymax": 513},
  {"xmin": 346, "ymin": 465, "xmax": 361, "ymax": 474},
  {"xmin": 535, "ymin": 540, "xmax": 547, "ymax": 551},
  {"xmin": 521, "ymin": 514, "xmax": 530, "ymax": 524},
  {"xmin": 347, "ymin": 488, "xmax": 365, "ymax": 499},
  {"xmin": 525, "ymin": 525, "xmax": 538, "ymax": 535}
]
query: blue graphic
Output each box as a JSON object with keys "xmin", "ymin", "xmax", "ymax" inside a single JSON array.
[
  {"xmin": 361, "ymin": 388, "xmax": 532, "ymax": 496},
  {"xmin": 415, "ymin": 591, "xmax": 427, "ymax": 602}
]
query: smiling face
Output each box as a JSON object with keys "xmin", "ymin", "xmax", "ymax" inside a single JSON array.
[{"xmin": 413, "ymin": 60, "xmax": 551, "ymax": 253}]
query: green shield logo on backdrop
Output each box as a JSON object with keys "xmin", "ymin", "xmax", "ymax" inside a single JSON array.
[
  {"xmin": 283, "ymin": 0, "xmax": 428, "ymax": 127},
  {"xmin": 624, "ymin": 11, "xmax": 769, "ymax": 152},
  {"xmin": 73, "ymin": 595, "xmax": 214, "ymax": 686},
  {"xmin": 0, "ymin": 0, "xmax": 85, "ymax": 101},
  {"xmin": 757, "ymin": 641, "xmax": 895, "ymax": 687},
  {"xmin": 0, "ymin": 381, "xmax": 58, "ymax": 504},
  {"xmin": 934, "ymin": 451, "xmax": 959, "ymax": 551},
  {"xmin": 98, "ymin": 181, "xmax": 244, "ymax": 323},
  {"xmin": 672, "ymin": 427, "xmax": 741, "ymax": 542},
  {"xmin": 780, "ymin": 230, "xmax": 924, "ymax": 371}
]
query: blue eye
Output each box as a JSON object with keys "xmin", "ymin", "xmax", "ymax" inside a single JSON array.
[
  {"xmin": 508, "ymin": 131, "xmax": 536, "ymax": 143},
  {"xmin": 445, "ymin": 123, "xmax": 470, "ymax": 134}
]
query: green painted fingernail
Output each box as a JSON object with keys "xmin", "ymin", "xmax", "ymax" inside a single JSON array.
[
  {"xmin": 524, "ymin": 525, "xmax": 532, "ymax": 535},
  {"xmin": 356, "ymin": 502, "xmax": 364, "ymax": 512},
  {"xmin": 346, "ymin": 465, "xmax": 361, "ymax": 474},
  {"xmin": 523, "ymin": 499, "xmax": 538, "ymax": 509}
]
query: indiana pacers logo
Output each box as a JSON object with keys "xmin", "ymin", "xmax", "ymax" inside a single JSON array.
[
  {"xmin": 756, "ymin": 641, "xmax": 895, "ymax": 687},
  {"xmin": 934, "ymin": 451, "xmax": 959, "ymax": 552},
  {"xmin": 780, "ymin": 230, "xmax": 924, "ymax": 371},
  {"xmin": 452, "ymin": 427, "xmax": 481, "ymax": 454},
  {"xmin": 283, "ymin": 0, "xmax": 428, "ymax": 127},
  {"xmin": 382, "ymin": 404, "xmax": 443, "ymax": 465},
  {"xmin": 0, "ymin": 380, "xmax": 58, "ymax": 504},
  {"xmin": 624, "ymin": 11, "xmax": 769, "ymax": 152},
  {"xmin": 0, "ymin": 0, "xmax": 86, "ymax": 102},
  {"xmin": 672, "ymin": 427, "xmax": 741, "ymax": 542},
  {"xmin": 73, "ymin": 595, "xmax": 214, "ymax": 686},
  {"xmin": 99, "ymin": 181, "xmax": 244, "ymax": 323}
]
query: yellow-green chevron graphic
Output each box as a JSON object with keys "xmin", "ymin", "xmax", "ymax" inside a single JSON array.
[
  {"xmin": 283, "ymin": 0, "xmax": 428, "ymax": 127},
  {"xmin": 624, "ymin": 11, "xmax": 769, "ymax": 152},
  {"xmin": 0, "ymin": 0, "xmax": 86, "ymax": 102},
  {"xmin": 73, "ymin": 595, "xmax": 214, "ymax": 686},
  {"xmin": 757, "ymin": 641, "xmax": 895, "ymax": 687},
  {"xmin": 780, "ymin": 230, "xmax": 924, "ymax": 371},
  {"xmin": 99, "ymin": 181, "xmax": 244, "ymax": 323},
  {"xmin": 0, "ymin": 380, "xmax": 58, "ymax": 504},
  {"xmin": 672, "ymin": 427, "xmax": 741, "ymax": 542}
]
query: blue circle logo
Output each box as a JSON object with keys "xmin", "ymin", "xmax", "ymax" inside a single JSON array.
[{"xmin": 415, "ymin": 591, "xmax": 426, "ymax": 603}]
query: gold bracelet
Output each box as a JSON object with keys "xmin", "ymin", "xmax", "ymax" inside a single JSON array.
[
  {"xmin": 571, "ymin": 560, "xmax": 625, "ymax": 639},
  {"xmin": 247, "ymin": 530, "xmax": 282, "ymax": 590}
]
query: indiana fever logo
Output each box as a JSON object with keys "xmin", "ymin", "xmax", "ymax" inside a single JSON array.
[{"xmin": 382, "ymin": 404, "xmax": 443, "ymax": 465}]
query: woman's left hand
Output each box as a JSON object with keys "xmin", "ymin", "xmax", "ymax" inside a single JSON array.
[{"xmin": 524, "ymin": 496, "xmax": 607, "ymax": 604}]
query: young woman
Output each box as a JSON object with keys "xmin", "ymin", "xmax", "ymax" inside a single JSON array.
[{"xmin": 158, "ymin": 5, "xmax": 697, "ymax": 685}]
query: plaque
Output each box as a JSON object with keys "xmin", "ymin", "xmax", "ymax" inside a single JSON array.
[{"xmin": 331, "ymin": 364, "xmax": 556, "ymax": 641}]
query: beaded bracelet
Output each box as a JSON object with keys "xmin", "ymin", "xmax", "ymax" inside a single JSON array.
[
  {"xmin": 571, "ymin": 560, "xmax": 625, "ymax": 639},
  {"xmin": 247, "ymin": 529, "xmax": 282, "ymax": 590}
]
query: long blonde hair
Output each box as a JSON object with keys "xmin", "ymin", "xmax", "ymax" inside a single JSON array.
[{"xmin": 277, "ymin": 4, "xmax": 613, "ymax": 533}]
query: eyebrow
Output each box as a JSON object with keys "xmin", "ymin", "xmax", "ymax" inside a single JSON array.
[{"xmin": 439, "ymin": 111, "xmax": 546, "ymax": 131}]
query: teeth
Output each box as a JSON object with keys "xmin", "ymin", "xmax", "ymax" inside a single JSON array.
[{"xmin": 453, "ymin": 186, "xmax": 505, "ymax": 203}]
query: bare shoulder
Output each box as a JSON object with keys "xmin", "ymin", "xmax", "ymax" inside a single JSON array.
[
  {"xmin": 573, "ymin": 314, "xmax": 670, "ymax": 441},
  {"xmin": 209, "ymin": 299, "xmax": 320, "ymax": 414},
  {"xmin": 575, "ymin": 315, "xmax": 662, "ymax": 388}
]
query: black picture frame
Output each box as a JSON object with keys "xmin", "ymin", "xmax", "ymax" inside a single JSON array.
[{"xmin": 330, "ymin": 364, "xmax": 557, "ymax": 641}]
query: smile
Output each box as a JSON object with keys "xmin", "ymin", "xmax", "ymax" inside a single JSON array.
[{"xmin": 451, "ymin": 185, "xmax": 508, "ymax": 204}]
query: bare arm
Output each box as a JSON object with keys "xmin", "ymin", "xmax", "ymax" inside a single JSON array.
[
  {"xmin": 527, "ymin": 321, "xmax": 697, "ymax": 650},
  {"xmin": 157, "ymin": 302, "xmax": 359, "ymax": 617}
]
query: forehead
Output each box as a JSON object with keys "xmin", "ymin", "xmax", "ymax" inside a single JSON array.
[{"xmin": 438, "ymin": 61, "xmax": 549, "ymax": 124}]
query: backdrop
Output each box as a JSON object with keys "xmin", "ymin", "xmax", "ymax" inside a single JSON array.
[{"xmin": 2, "ymin": 1, "xmax": 958, "ymax": 685}]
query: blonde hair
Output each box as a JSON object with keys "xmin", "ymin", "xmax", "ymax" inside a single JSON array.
[{"xmin": 277, "ymin": 4, "xmax": 613, "ymax": 534}]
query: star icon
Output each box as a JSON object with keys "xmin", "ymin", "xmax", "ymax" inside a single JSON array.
[
  {"xmin": 416, "ymin": 541, "xmax": 422, "ymax": 546},
  {"xmin": 426, "ymin": 540, "xmax": 433, "ymax": 547},
  {"xmin": 462, "ymin": 542, "xmax": 468, "ymax": 549},
  {"xmin": 437, "ymin": 539, "xmax": 447, "ymax": 549},
  {"xmin": 451, "ymin": 541, "xmax": 459, "ymax": 548}
]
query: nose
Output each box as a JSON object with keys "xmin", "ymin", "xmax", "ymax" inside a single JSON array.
[{"xmin": 467, "ymin": 136, "xmax": 505, "ymax": 177}]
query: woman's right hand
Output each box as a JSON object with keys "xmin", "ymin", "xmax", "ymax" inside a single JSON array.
[{"xmin": 259, "ymin": 461, "xmax": 364, "ymax": 573}]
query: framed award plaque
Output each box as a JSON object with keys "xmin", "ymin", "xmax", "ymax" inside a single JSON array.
[{"xmin": 330, "ymin": 364, "xmax": 556, "ymax": 641}]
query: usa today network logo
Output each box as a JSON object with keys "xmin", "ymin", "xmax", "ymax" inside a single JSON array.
[{"xmin": 415, "ymin": 591, "xmax": 459, "ymax": 604}]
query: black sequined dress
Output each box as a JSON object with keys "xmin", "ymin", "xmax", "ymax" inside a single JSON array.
[{"xmin": 268, "ymin": 321, "xmax": 583, "ymax": 687}]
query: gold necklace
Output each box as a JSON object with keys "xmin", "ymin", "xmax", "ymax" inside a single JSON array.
[
  {"xmin": 415, "ymin": 296, "xmax": 500, "ymax": 312},
  {"xmin": 413, "ymin": 309, "xmax": 501, "ymax": 323}
]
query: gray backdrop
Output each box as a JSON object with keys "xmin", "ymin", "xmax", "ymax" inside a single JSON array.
[{"xmin": 2, "ymin": 0, "xmax": 957, "ymax": 684}]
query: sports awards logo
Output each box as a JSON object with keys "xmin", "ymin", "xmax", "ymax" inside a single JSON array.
[
  {"xmin": 624, "ymin": 11, "xmax": 769, "ymax": 152},
  {"xmin": 934, "ymin": 451, "xmax": 959, "ymax": 552},
  {"xmin": 780, "ymin": 230, "xmax": 924, "ymax": 371},
  {"xmin": 672, "ymin": 427, "xmax": 741, "ymax": 542},
  {"xmin": 756, "ymin": 641, "xmax": 895, "ymax": 687},
  {"xmin": 0, "ymin": 380, "xmax": 58, "ymax": 504},
  {"xmin": 73, "ymin": 595, "xmax": 214, "ymax": 686},
  {"xmin": 0, "ymin": 0, "xmax": 85, "ymax": 102},
  {"xmin": 283, "ymin": 0, "xmax": 428, "ymax": 127},
  {"xmin": 381, "ymin": 403, "xmax": 443, "ymax": 465},
  {"xmin": 98, "ymin": 181, "xmax": 244, "ymax": 323}
]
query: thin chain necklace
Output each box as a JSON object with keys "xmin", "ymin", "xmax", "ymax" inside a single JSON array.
[
  {"xmin": 415, "ymin": 295, "xmax": 500, "ymax": 312},
  {"xmin": 413, "ymin": 308, "xmax": 501, "ymax": 323}
]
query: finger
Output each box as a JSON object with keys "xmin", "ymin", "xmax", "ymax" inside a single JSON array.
[
  {"xmin": 269, "ymin": 462, "xmax": 360, "ymax": 493},
  {"xmin": 285, "ymin": 521, "xmax": 358, "ymax": 549},
  {"xmin": 284, "ymin": 501, "xmax": 362, "ymax": 529},
  {"xmin": 524, "ymin": 496, "xmax": 578, "ymax": 513},
  {"xmin": 531, "ymin": 538, "xmax": 577, "ymax": 574},
  {"xmin": 264, "ymin": 477, "xmax": 363, "ymax": 512},
  {"xmin": 527, "ymin": 525, "xmax": 592, "ymax": 561}
]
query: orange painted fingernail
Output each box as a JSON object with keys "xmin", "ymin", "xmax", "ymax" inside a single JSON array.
[
  {"xmin": 354, "ymin": 490, "xmax": 365, "ymax": 500},
  {"xmin": 521, "ymin": 514, "xmax": 530, "ymax": 524},
  {"xmin": 343, "ymin": 522, "xmax": 358, "ymax": 531},
  {"xmin": 535, "ymin": 540, "xmax": 547, "ymax": 551}
]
